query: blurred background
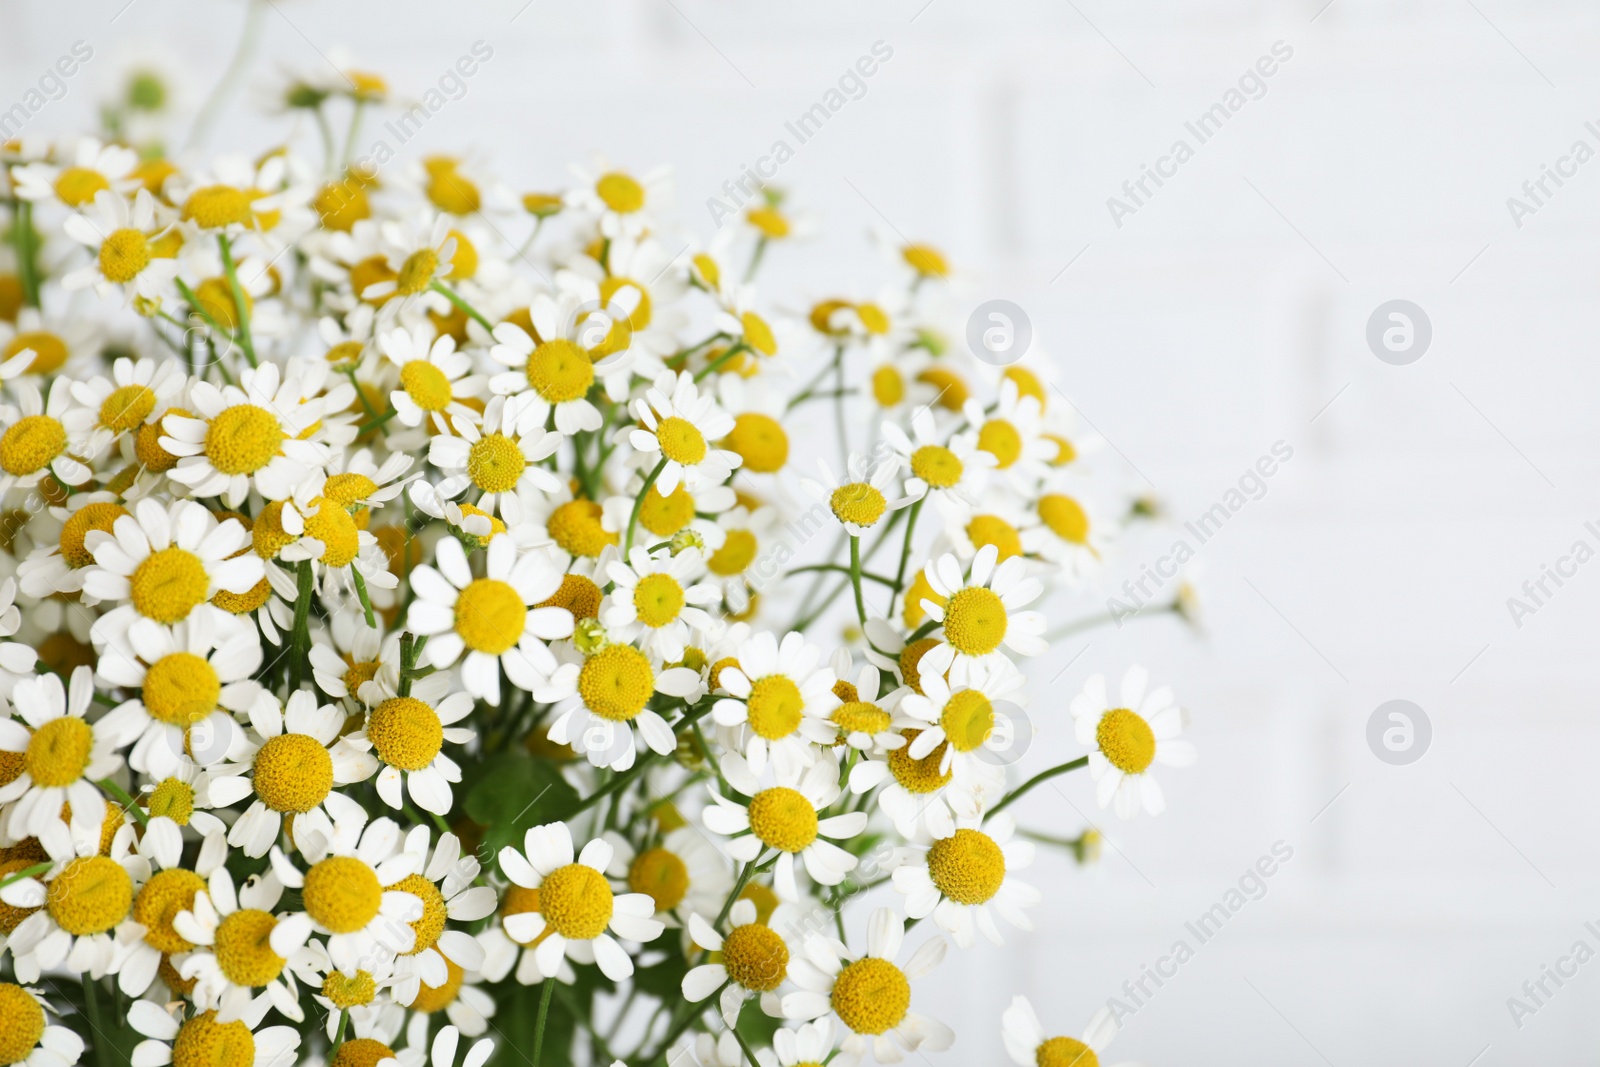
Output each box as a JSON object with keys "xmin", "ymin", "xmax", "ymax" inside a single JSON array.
[{"xmin": 6, "ymin": 0, "xmax": 1600, "ymax": 1062}]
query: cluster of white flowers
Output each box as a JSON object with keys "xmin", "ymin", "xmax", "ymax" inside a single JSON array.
[{"xmin": 0, "ymin": 56, "xmax": 1197, "ymax": 1067}]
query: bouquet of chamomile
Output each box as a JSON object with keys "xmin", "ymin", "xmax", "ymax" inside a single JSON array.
[{"xmin": 0, "ymin": 51, "xmax": 1195, "ymax": 1067}]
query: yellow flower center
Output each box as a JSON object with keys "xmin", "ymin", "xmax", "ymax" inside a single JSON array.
[
  {"xmin": 855, "ymin": 303, "xmax": 890, "ymax": 335},
  {"xmin": 539, "ymin": 862, "xmax": 614, "ymax": 940},
  {"xmin": 926, "ymin": 827, "xmax": 1005, "ymax": 905},
  {"xmin": 1036, "ymin": 1037, "xmax": 1099, "ymax": 1067},
  {"xmin": 1038, "ymin": 494, "xmax": 1089, "ymax": 545},
  {"xmin": 59, "ymin": 502, "xmax": 127, "ymax": 568},
  {"xmin": 205, "ymin": 404, "xmax": 284, "ymax": 475},
  {"xmin": 578, "ymin": 644, "xmax": 655, "ymax": 721},
  {"xmin": 390, "ymin": 872, "xmax": 447, "ymax": 955},
  {"xmin": 723, "ymin": 413, "xmax": 787, "ymax": 473},
  {"xmin": 1004, "ymin": 366, "xmax": 1045, "ymax": 405},
  {"xmin": 942, "ymin": 586, "xmax": 1007, "ymax": 657},
  {"xmin": 147, "ymin": 776, "xmax": 196, "ymax": 824},
  {"xmin": 143, "ymin": 651, "xmax": 221, "ymax": 726},
  {"xmin": 252, "ymin": 732, "xmax": 333, "ymax": 814},
  {"xmin": 526, "ymin": 339, "xmax": 594, "ymax": 403},
  {"xmin": 747, "ymin": 675, "xmax": 806, "ymax": 740},
  {"xmin": 409, "ymin": 958, "xmax": 465, "ymax": 1013},
  {"xmin": 329, "ymin": 1039, "xmax": 392, "ymax": 1067},
  {"xmin": 182, "ymin": 185, "xmax": 252, "ymax": 229},
  {"xmin": 501, "ymin": 885, "xmax": 547, "ymax": 947},
  {"xmin": 1096, "ymin": 708, "xmax": 1156, "ymax": 774},
  {"xmin": 172, "ymin": 1012, "xmax": 256, "ymax": 1067},
  {"xmin": 99, "ymin": 384, "xmax": 156, "ymax": 433},
  {"xmin": 130, "ymin": 546, "xmax": 210, "ymax": 624},
  {"xmin": 708, "ymin": 529, "xmax": 757, "ymax": 577},
  {"xmin": 898, "ymin": 638, "xmax": 941, "ymax": 695},
  {"xmin": 349, "ymin": 256, "xmax": 396, "ymax": 305},
  {"xmin": 47, "ymin": 855, "xmax": 133, "ymax": 935},
  {"xmin": 600, "ymin": 277, "xmax": 653, "ymax": 331},
  {"xmin": 547, "ymin": 499, "xmax": 616, "ymax": 558},
  {"xmin": 321, "ymin": 969, "xmax": 377, "ymax": 1009},
  {"xmin": 637, "ymin": 484, "xmax": 695, "ymax": 537},
  {"xmin": 0, "ymin": 415, "xmax": 65, "ymax": 475},
  {"xmin": 0, "ymin": 983, "xmax": 43, "ymax": 1065},
  {"xmin": 193, "ymin": 277, "xmax": 250, "ymax": 331},
  {"xmin": 887, "ymin": 730, "xmax": 953, "ymax": 794},
  {"xmin": 745, "ymin": 205, "xmax": 790, "ymax": 239},
  {"xmin": 251, "ymin": 501, "xmax": 294, "ymax": 559},
  {"xmin": 466, "ymin": 432, "xmax": 526, "ymax": 494},
  {"xmin": 305, "ymin": 496, "xmax": 360, "ymax": 567},
  {"xmin": 596, "ymin": 172, "xmax": 645, "ymax": 213},
  {"xmin": 454, "ymin": 578, "xmax": 527, "ymax": 655},
  {"xmin": 133, "ymin": 868, "xmax": 207, "ymax": 953},
  {"xmin": 916, "ymin": 368, "xmax": 969, "ymax": 411},
  {"xmin": 342, "ymin": 660, "xmax": 380, "ymax": 699},
  {"xmin": 746, "ymin": 786, "xmax": 817, "ymax": 853},
  {"xmin": 214, "ymin": 907, "xmax": 286, "ymax": 987},
  {"xmin": 940, "ymin": 689, "xmax": 995, "ymax": 753},
  {"xmin": 136, "ymin": 408, "xmax": 186, "ymax": 472},
  {"xmin": 739, "ymin": 883, "xmax": 778, "ymax": 925},
  {"xmin": 26, "ymin": 716, "xmax": 92, "ymax": 787},
  {"xmin": 325, "ymin": 472, "xmax": 379, "ymax": 510},
  {"xmin": 909, "ymin": 445, "xmax": 962, "ymax": 489},
  {"xmin": 966, "ymin": 514, "xmax": 1023, "ymax": 562},
  {"xmin": 452, "ymin": 501, "xmax": 506, "ymax": 547},
  {"xmin": 627, "ymin": 847, "xmax": 689, "ymax": 911},
  {"xmin": 830, "ymin": 956, "xmax": 910, "ymax": 1035},
  {"xmin": 833, "ymin": 700, "xmax": 890, "ymax": 739},
  {"xmin": 5, "ymin": 331, "xmax": 68, "ymax": 374},
  {"xmin": 99, "ymin": 229, "xmax": 152, "ymax": 283},
  {"xmin": 871, "ymin": 365, "xmax": 904, "ymax": 407},
  {"xmin": 367, "ymin": 697, "xmax": 443, "ymax": 771},
  {"xmin": 1043, "ymin": 434, "xmax": 1077, "ymax": 466},
  {"xmin": 54, "ymin": 166, "xmax": 109, "ymax": 207},
  {"xmin": 902, "ymin": 244, "xmax": 949, "ymax": 278},
  {"xmin": 537, "ymin": 573, "xmax": 603, "ymax": 621},
  {"xmin": 977, "ymin": 419, "xmax": 1023, "ymax": 469},
  {"xmin": 829, "ymin": 483, "xmax": 886, "ymax": 527},
  {"xmin": 655, "ymin": 417, "xmax": 707, "ymax": 465},
  {"xmin": 427, "ymin": 172, "xmax": 480, "ymax": 216},
  {"xmin": 447, "ymin": 230, "xmax": 477, "ymax": 279},
  {"xmin": 396, "ymin": 249, "xmax": 440, "ymax": 295},
  {"xmin": 633, "ymin": 572, "xmax": 685, "ymax": 628},
  {"xmin": 303, "ymin": 856, "xmax": 383, "ymax": 933},
  {"xmin": 401, "ymin": 360, "xmax": 453, "ymax": 411},
  {"xmin": 721, "ymin": 922, "xmax": 788, "ymax": 991}
]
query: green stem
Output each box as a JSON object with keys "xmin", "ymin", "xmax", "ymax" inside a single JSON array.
[
  {"xmin": 892, "ymin": 497, "xmax": 924, "ymax": 598},
  {"xmin": 98, "ymin": 777, "xmax": 150, "ymax": 827},
  {"xmin": 0, "ymin": 861, "xmax": 50, "ymax": 890},
  {"xmin": 783, "ymin": 563, "xmax": 896, "ymax": 587},
  {"xmin": 342, "ymin": 99, "xmax": 365, "ymax": 167},
  {"xmin": 217, "ymin": 234, "xmax": 258, "ymax": 366},
  {"xmin": 82, "ymin": 975, "xmax": 111, "ymax": 1067},
  {"xmin": 624, "ymin": 457, "xmax": 669, "ymax": 554},
  {"xmin": 729, "ymin": 1023, "xmax": 763, "ymax": 1067},
  {"xmin": 848, "ymin": 535, "xmax": 868, "ymax": 626},
  {"xmin": 693, "ymin": 340, "xmax": 748, "ymax": 381},
  {"xmin": 333, "ymin": 1009, "xmax": 349, "ymax": 1049},
  {"xmin": 715, "ymin": 858, "xmax": 759, "ymax": 931},
  {"xmin": 531, "ymin": 979, "xmax": 555, "ymax": 1066},
  {"xmin": 430, "ymin": 280, "xmax": 493, "ymax": 332},
  {"xmin": 290, "ymin": 560, "xmax": 314, "ymax": 691},
  {"xmin": 12, "ymin": 200, "xmax": 39, "ymax": 308},
  {"xmin": 352, "ymin": 568, "xmax": 376, "ymax": 628},
  {"xmin": 989, "ymin": 757, "xmax": 1090, "ymax": 817},
  {"xmin": 356, "ymin": 408, "xmax": 397, "ymax": 436}
]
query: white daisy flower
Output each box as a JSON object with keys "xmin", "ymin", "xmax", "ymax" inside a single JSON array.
[
  {"xmin": 798, "ymin": 453, "xmax": 910, "ymax": 539},
  {"xmin": 1002, "ymin": 997, "xmax": 1132, "ymax": 1067},
  {"xmin": 602, "ymin": 546, "xmax": 721, "ymax": 662},
  {"xmin": 361, "ymin": 212, "xmax": 458, "ymax": 304},
  {"xmin": 382, "ymin": 326, "xmax": 483, "ymax": 434},
  {"xmin": 882, "ymin": 406, "xmax": 995, "ymax": 519},
  {"xmin": 126, "ymin": 999, "xmax": 300, "ymax": 1067},
  {"xmin": 497, "ymin": 822, "xmax": 665, "ymax": 981},
  {"xmin": 962, "ymin": 380, "xmax": 1056, "ymax": 493},
  {"xmin": 0, "ymin": 983, "xmax": 85, "ymax": 1067},
  {"xmin": 536, "ymin": 636, "xmax": 703, "ymax": 772},
  {"xmin": 891, "ymin": 812, "xmax": 1039, "ymax": 949},
  {"xmin": 343, "ymin": 671, "xmax": 473, "ymax": 816},
  {"xmin": 846, "ymin": 726, "xmax": 1004, "ymax": 842},
  {"xmin": 113, "ymin": 829, "xmax": 229, "ymax": 996},
  {"xmin": 1071, "ymin": 666, "xmax": 1196, "ymax": 819},
  {"xmin": 782, "ymin": 909, "xmax": 952, "ymax": 1067},
  {"xmin": 406, "ymin": 534, "xmax": 573, "ymax": 706},
  {"xmin": 485, "ymin": 290, "xmax": 627, "ymax": 436},
  {"xmin": 824, "ymin": 648, "xmax": 906, "ymax": 757},
  {"xmin": 565, "ymin": 160, "xmax": 671, "ymax": 239},
  {"xmin": 710, "ymin": 630, "xmax": 838, "ymax": 776},
  {"xmin": 625, "ymin": 371, "xmax": 740, "ymax": 497},
  {"xmin": 16, "ymin": 495, "xmax": 130, "ymax": 599},
  {"xmin": 309, "ymin": 612, "xmax": 395, "ymax": 703},
  {"xmin": 173, "ymin": 863, "xmax": 305, "ymax": 1023},
  {"xmin": 681, "ymin": 897, "xmax": 799, "ymax": 1026},
  {"xmin": 424, "ymin": 394, "xmax": 562, "ymax": 523},
  {"xmin": 915, "ymin": 545, "xmax": 1047, "ymax": 680},
  {"xmin": 0, "ymin": 667, "xmax": 130, "ymax": 847},
  {"xmin": 67, "ymin": 354, "xmax": 188, "ymax": 458},
  {"xmin": 382, "ymin": 828, "xmax": 499, "ymax": 1008},
  {"xmin": 61, "ymin": 188, "xmax": 182, "ymax": 299},
  {"xmin": 1019, "ymin": 478, "xmax": 1112, "ymax": 579},
  {"xmin": 2, "ymin": 832, "xmax": 146, "ymax": 984},
  {"xmin": 894, "ymin": 654, "xmax": 1025, "ymax": 777},
  {"xmin": 603, "ymin": 825, "xmax": 733, "ymax": 922},
  {"xmin": 0, "ymin": 379, "xmax": 94, "ymax": 496},
  {"xmin": 12, "ymin": 137, "xmax": 138, "ymax": 207},
  {"xmin": 131, "ymin": 764, "xmax": 230, "ymax": 868},
  {"xmin": 702, "ymin": 753, "xmax": 865, "ymax": 902}
]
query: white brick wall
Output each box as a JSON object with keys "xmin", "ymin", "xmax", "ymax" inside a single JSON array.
[{"xmin": 9, "ymin": 0, "xmax": 1600, "ymax": 1061}]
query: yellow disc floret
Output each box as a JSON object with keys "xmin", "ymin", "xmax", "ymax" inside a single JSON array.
[
  {"xmin": 466, "ymin": 433, "xmax": 526, "ymax": 494},
  {"xmin": 940, "ymin": 689, "xmax": 995, "ymax": 752},
  {"xmin": 830, "ymin": 956, "xmax": 910, "ymax": 1035},
  {"xmin": 54, "ymin": 167, "xmax": 109, "ymax": 207},
  {"xmin": 578, "ymin": 644, "xmax": 654, "ymax": 721},
  {"xmin": 401, "ymin": 360, "xmax": 453, "ymax": 411},
  {"xmin": 367, "ymin": 697, "xmax": 444, "ymax": 771},
  {"xmin": 887, "ymin": 730, "xmax": 952, "ymax": 794},
  {"xmin": 0, "ymin": 416, "xmax": 65, "ymax": 476},
  {"xmin": 909, "ymin": 445, "xmax": 962, "ymax": 489},
  {"xmin": 724, "ymin": 413, "xmax": 787, "ymax": 473},
  {"xmin": 133, "ymin": 868, "xmax": 207, "ymax": 953},
  {"xmin": 147, "ymin": 776, "xmax": 196, "ymax": 825},
  {"xmin": 898, "ymin": 637, "xmax": 941, "ymax": 695},
  {"xmin": 627, "ymin": 847, "xmax": 689, "ymax": 911},
  {"xmin": 526, "ymin": 340, "xmax": 593, "ymax": 403},
  {"xmin": 47, "ymin": 855, "xmax": 133, "ymax": 935},
  {"xmin": 746, "ymin": 787, "xmax": 817, "ymax": 853},
  {"xmin": 1096, "ymin": 709, "xmax": 1155, "ymax": 774},
  {"xmin": 632, "ymin": 573, "xmax": 685, "ymax": 628},
  {"xmin": 321, "ymin": 969, "xmax": 377, "ymax": 1009},
  {"xmin": 100, "ymin": 385, "xmax": 157, "ymax": 433},
  {"xmin": 205, "ymin": 404, "xmax": 284, "ymax": 475},
  {"xmin": 130, "ymin": 546, "xmax": 210, "ymax": 624},
  {"xmin": 1038, "ymin": 494, "xmax": 1089, "ymax": 545},
  {"xmin": 1036, "ymin": 1037, "xmax": 1099, "ymax": 1067},
  {"xmin": 100, "ymin": 229, "xmax": 151, "ymax": 283},
  {"xmin": 977, "ymin": 419, "xmax": 1022, "ymax": 469},
  {"xmin": 745, "ymin": 676, "xmax": 803, "ymax": 740},
  {"xmin": 172, "ymin": 1012, "xmax": 256, "ymax": 1067},
  {"xmin": 251, "ymin": 732, "xmax": 333, "ymax": 813},
  {"xmin": 390, "ymin": 873, "xmax": 446, "ymax": 955},
  {"xmin": 182, "ymin": 185, "xmax": 252, "ymax": 229},
  {"xmin": 302, "ymin": 856, "xmax": 383, "ymax": 934},
  {"xmin": 26, "ymin": 716, "xmax": 92, "ymax": 788},
  {"xmin": 708, "ymin": 529, "xmax": 756, "ymax": 576},
  {"xmin": 329, "ymin": 1038, "xmax": 392, "ymax": 1067},
  {"xmin": 941, "ymin": 586, "xmax": 1007, "ymax": 657},
  {"xmin": 966, "ymin": 514, "xmax": 1022, "ymax": 562},
  {"xmin": 59, "ymin": 502, "xmax": 126, "ymax": 569},
  {"xmin": 0, "ymin": 983, "xmax": 43, "ymax": 1065},
  {"xmin": 395, "ymin": 249, "xmax": 439, "ymax": 295},
  {"xmin": 537, "ymin": 573, "xmax": 602, "ymax": 621},
  {"xmin": 538, "ymin": 863, "xmax": 613, "ymax": 940},
  {"xmin": 596, "ymin": 172, "xmax": 644, "ymax": 213},
  {"xmin": 832, "ymin": 701, "xmax": 890, "ymax": 739},
  {"xmin": 655, "ymin": 417, "xmax": 707, "ymax": 466},
  {"xmin": 720, "ymin": 922, "xmax": 788, "ymax": 991},
  {"xmin": 454, "ymin": 578, "xmax": 526, "ymax": 655},
  {"xmin": 637, "ymin": 485, "xmax": 694, "ymax": 537},
  {"xmin": 409, "ymin": 957, "xmax": 465, "ymax": 1013},
  {"xmin": 829, "ymin": 483, "xmax": 886, "ymax": 528},
  {"xmin": 547, "ymin": 499, "xmax": 616, "ymax": 558},
  {"xmin": 213, "ymin": 908, "xmax": 286, "ymax": 987},
  {"xmin": 926, "ymin": 827, "xmax": 1005, "ymax": 905},
  {"xmin": 143, "ymin": 651, "xmax": 221, "ymax": 726},
  {"xmin": 5, "ymin": 332, "xmax": 67, "ymax": 375},
  {"xmin": 304, "ymin": 497, "xmax": 360, "ymax": 566}
]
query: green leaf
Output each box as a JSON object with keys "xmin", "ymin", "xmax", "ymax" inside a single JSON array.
[{"xmin": 464, "ymin": 753, "xmax": 580, "ymax": 870}]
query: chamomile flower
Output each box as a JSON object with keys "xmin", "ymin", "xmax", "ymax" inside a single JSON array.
[
  {"xmin": 603, "ymin": 825, "xmax": 731, "ymax": 922},
  {"xmin": 1002, "ymin": 998, "xmax": 1130, "ymax": 1067},
  {"xmin": 426, "ymin": 395, "xmax": 561, "ymax": 522},
  {"xmin": 320, "ymin": 447, "xmax": 418, "ymax": 527},
  {"xmin": 92, "ymin": 614, "xmax": 263, "ymax": 778},
  {"xmin": 626, "ymin": 371, "xmax": 740, "ymax": 495},
  {"xmin": 362, "ymin": 213, "xmax": 457, "ymax": 304},
  {"xmin": 115, "ymin": 830, "xmax": 228, "ymax": 995},
  {"xmin": 12, "ymin": 137, "xmax": 138, "ymax": 207},
  {"xmin": 891, "ymin": 812, "xmax": 1038, "ymax": 948},
  {"xmin": 172, "ymin": 864, "xmax": 304, "ymax": 1022},
  {"xmin": 169, "ymin": 152, "xmax": 298, "ymax": 235},
  {"xmin": 772, "ymin": 1019, "xmax": 838, "ymax": 1067},
  {"xmin": 682, "ymin": 898, "xmax": 797, "ymax": 1025},
  {"xmin": 602, "ymin": 546, "xmax": 721, "ymax": 661},
  {"xmin": 0, "ymin": 379, "xmax": 94, "ymax": 496},
  {"xmin": 384, "ymin": 827, "xmax": 498, "ymax": 1007},
  {"xmin": 566, "ymin": 161, "xmax": 671, "ymax": 238},
  {"xmin": 847, "ymin": 727, "xmax": 1004, "ymax": 841},
  {"xmin": 703, "ymin": 502, "xmax": 781, "ymax": 615},
  {"xmin": 825, "ymin": 649, "xmax": 905, "ymax": 756},
  {"xmin": 16, "ymin": 495, "xmax": 130, "ymax": 599},
  {"xmin": 132, "ymin": 766, "xmax": 230, "ymax": 867},
  {"xmin": 536, "ymin": 636, "xmax": 703, "ymax": 771},
  {"xmin": 382, "ymin": 327, "xmax": 482, "ymax": 434},
  {"xmin": 220, "ymin": 690, "xmax": 378, "ymax": 857},
  {"xmin": 962, "ymin": 383, "xmax": 1055, "ymax": 493},
  {"xmin": 309, "ymin": 612, "xmax": 394, "ymax": 703},
  {"xmin": 406, "ymin": 534, "xmax": 573, "ymax": 706},
  {"xmin": 702, "ymin": 754, "xmax": 865, "ymax": 901},
  {"xmin": 0, "ymin": 310, "xmax": 100, "ymax": 381},
  {"xmin": 343, "ymin": 672, "xmax": 473, "ymax": 816},
  {"xmin": 84, "ymin": 498, "xmax": 263, "ymax": 640},
  {"xmin": 0, "ymin": 984, "xmax": 85, "ymax": 1067},
  {"xmin": 126, "ymin": 1000, "xmax": 300, "ymax": 1067},
  {"xmin": 68, "ymin": 355, "xmax": 188, "ymax": 458},
  {"xmin": 894, "ymin": 654, "xmax": 1025, "ymax": 776},
  {"xmin": 882, "ymin": 406, "xmax": 994, "ymax": 519},
  {"xmin": 160, "ymin": 362, "xmax": 330, "ymax": 506},
  {"xmin": 486, "ymin": 292, "xmax": 624, "ymax": 435},
  {"xmin": 710, "ymin": 630, "xmax": 838, "ymax": 776},
  {"xmin": 1071, "ymin": 667, "xmax": 1195, "ymax": 819},
  {"xmin": 1019, "ymin": 480, "xmax": 1111, "ymax": 579},
  {"xmin": 3, "ymin": 834, "xmax": 145, "ymax": 983},
  {"xmin": 782, "ymin": 909, "xmax": 952, "ymax": 1067},
  {"xmin": 61, "ymin": 189, "xmax": 182, "ymax": 299},
  {"xmin": 799, "ymin": 454, "xmax": 908, "ymax": 538},
  {"xmin": 497, "ymin": 822, "xmax": 665, "ymax": 981},
  {"xmin": 915, "ymin": 545, "xmax": 1046, "ymax": 679},
  {"xmin": 479, "ymin": 897, "xmax": 578, "ymax": 987},
  {"xmin": 0, "ymin": 668, "xmax": 129, "ymax": 845}
]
